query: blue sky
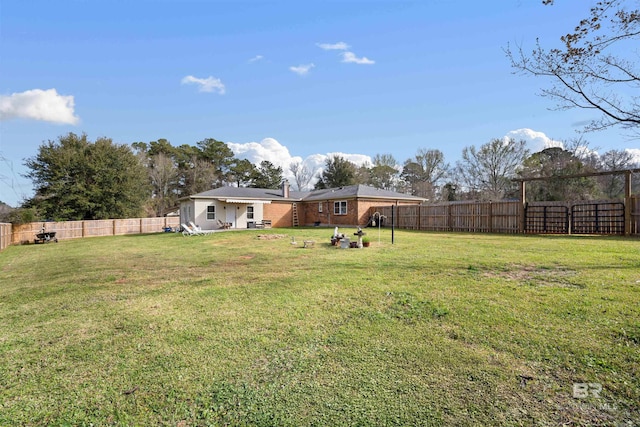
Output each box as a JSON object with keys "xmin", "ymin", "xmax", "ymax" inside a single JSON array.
[{"xmin": 1, "ymin": 0, "xmax": 637, "ymax": 206}]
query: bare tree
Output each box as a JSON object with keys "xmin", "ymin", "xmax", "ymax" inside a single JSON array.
[
  {"xmin": 289, "ymin": 161, "xmax": 313, "ymax": 191},
  {"xmin": 455, "ymin": 138, "xmax": 529, "ymax": 200},
  {"xmin": 401, "ymin": 149, "xmax": 449, "ymax": 200},
  {"xmin": 148, "ymin": 152, "xmax": 180, "ymax": 216},
  {"xmin": 598, "ymin": 149, "xmax": 638, "ymax": 197},
  {"xmin": 506, "ymin": 0, "xmax": 640, "ymax": 137}
]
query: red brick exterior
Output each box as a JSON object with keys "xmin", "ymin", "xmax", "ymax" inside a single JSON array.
[
  {"xmin": 263, "ymin": 202, "xmax": 294, "ymax": 227},
  {"xmin": 297, "ymin": 198, "xmax": 422, "ymax": 227}
]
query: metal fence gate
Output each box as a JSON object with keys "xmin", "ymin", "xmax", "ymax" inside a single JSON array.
[
  {"xmin": 525, "ymin": 205, "xmax": 569, "ymax": 234},
  {"xmin": 571, "ymin": 202, "xmax": 625, "ymax": 234}
]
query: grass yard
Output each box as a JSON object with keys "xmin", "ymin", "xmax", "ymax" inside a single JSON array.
[{"xmin": 0, "ymin": 228, "xmax": 638, "ymax": 426}]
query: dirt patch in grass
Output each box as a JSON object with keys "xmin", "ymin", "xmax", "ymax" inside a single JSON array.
[
  {"xmin": 256, "ymin": 234, "xmax": 288, "ymax": 240},
  {"xmin": 486, "ymin": 264, "xmax": 583, "ymax": 288}
]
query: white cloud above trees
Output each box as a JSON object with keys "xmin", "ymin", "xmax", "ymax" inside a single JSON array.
[
  {"xmin": 503, "ymin": 128, "xmax": 563, "ymax": 153},
  {"xmin": 228, "ymin": 137, "xmax": 372, "ymax": 189},
  {"xmin": 0, "ymin": 88, "xmax": 79, "ymax": 125},
  {"xmin": 626, "ymin": 148, "xmax": 640, "ymax": 164}
]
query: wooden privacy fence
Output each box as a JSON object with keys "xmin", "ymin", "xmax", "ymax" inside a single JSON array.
[
  {"xmin": 0, "ymin": 223, "xmax": 12, "ymax": 251},
  {"xmin": 371, "ymin": 201, "xmax": 521, "ymax": 234},
  {"xmin": 371, "ymin": 197, "xmax": 640, "ymax": 236},
  {"xmin": 10, "ymin": 217, "xmax": 180, "ymax": 245},
  {"xmin": 632, "ymin": 196, "xmax": 640, "ymax": 234}
]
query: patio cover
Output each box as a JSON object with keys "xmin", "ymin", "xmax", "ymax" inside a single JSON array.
[{"xmin": 221, "ymin": 199, "xmax": 272, "ymax": 204}]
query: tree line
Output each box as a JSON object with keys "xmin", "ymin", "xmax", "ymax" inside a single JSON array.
[{"xmin": 2, "ymin": 131, "xmax": 637, "ymax": 223}]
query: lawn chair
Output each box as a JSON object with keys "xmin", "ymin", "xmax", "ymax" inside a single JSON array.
[
  {"xmin": 213, "ymin": 219, "xmax": 231, "ymax": 230},
  {"xmin": 187, "ymin": 222, "xmax": 216, "ymax": 236},
  {"xmin": 181, "ymin": 223, "xmax": 199, "ymax": 237}
]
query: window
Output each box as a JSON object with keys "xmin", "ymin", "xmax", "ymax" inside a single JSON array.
[
  {"xmin": 247, "ymin": 206, "xmax": 254, "ymax": 219},
  {"xmin": 334, "ymin": 201, "xmax": 347, "ymax": 215},
  {"xmin": 318, "ymin": 202, "xmax": 323, "ymax": 213},
  {"xmin": 206, "ymin": 205, "xmax": 216, "ymax": 220}
]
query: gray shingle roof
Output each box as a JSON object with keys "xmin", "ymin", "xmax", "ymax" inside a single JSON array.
[
  {"xmin": 190, "ymin": 184, "xmax": 425, "ymax": 202},
  {"xmin": 303, "ymin": 185, "xmax": 425, "ymax": 201}
]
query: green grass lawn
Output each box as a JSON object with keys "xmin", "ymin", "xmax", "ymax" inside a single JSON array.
[{"xmin": 1, "ymin": 228, "xmax": 638, "ymax": 426}]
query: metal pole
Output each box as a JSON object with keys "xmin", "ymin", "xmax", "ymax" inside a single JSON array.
[{"xmin": 391, "ymin": 205, "xmax": 395, "ymax": 245}]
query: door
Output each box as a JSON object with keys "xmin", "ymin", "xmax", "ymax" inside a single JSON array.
[{"xmin": 226, "ymin": 207, "xmax": 236, "ymax": 228}]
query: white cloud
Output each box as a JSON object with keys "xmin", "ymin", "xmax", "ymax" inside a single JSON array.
[
  {"xmin": 0, "ymin": 88, "xmax": 79, "ymax": 125},
  {"xmin": 249, "ymin": 55, "xmax": 264, "ymax": 63},
  {"xmin": 574, "ymin": 145, "xmax": 599, "ymax": 160},
  {"xmin": 316, "ymin": 42, "xmax": 350, "ymax": 51},
  {"xmin": 228, "ymin": 138, "xmax": 372, "ymax": 189},
  {"xmin": 289, "ymin": 63, "xmax": 315, "ymax": 76},
  {"xmin": 181, "ymin": 75, "xmax": 226, "ymax": 94},
  {"xmin": 504, "ymin": 128, "xmax": 563, "ymax": 153},
  {"xmin": 229, "ymin": 138, "xmax": 300, "ymax": 169},
  {"xmin": 341, "ymin": 51, "xmax": 375, "ymax": 65},
  {"xmin": 626, "ymin": 148, "xmax": 640, "ymax": 165}
]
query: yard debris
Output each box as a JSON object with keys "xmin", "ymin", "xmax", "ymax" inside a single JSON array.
[
  {"xmin": 256, "ymin": 234, "xmax": 287, "ymax": 240},
  {"xmin": 122, "ymin": 386, "xmax": 139, "ymax": 395},
  {"xmin": 518, "ymin": 374, "xmax": 534, "ymax": 388}
]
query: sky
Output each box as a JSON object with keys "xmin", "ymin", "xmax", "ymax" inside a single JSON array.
[{"xmin": 1, "ymin": 0, "xmax": 638, "ymax": 207}]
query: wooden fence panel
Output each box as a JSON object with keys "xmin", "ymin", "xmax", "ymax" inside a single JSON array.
[
  {"xmin": 370, "ymin": 201, "xmax": 521, "ymax": 234},
  {"xmin": 12, "ymin": 222, "xmax": 45, "ymax": 244},
  {"xmin": 632, "ymin": 197, "xmax": 640, "ymax": 234},
  {"xmin": 450, "ymin": 202, "xmax": 490, "ymax": 233},
  {"xmin": 141, "ymin": 217, "xmax": 167, "ymax": 233},
  {"xmin": 84, "ymin": 220, "xmax": 114, "ymax": 238},
  {"xmin": 491, "ymin": 201, "xmax": 520, "ymax": 234},
  {"xmin": 419, "ymin": 204, "xmax": 449, "ymax": 231},
  {"xmin": 398, "ymin": 205, "xmax": 420, "ymax": 229},
  {"xmin": 9, "ymin": 217, "xmax": 180, "ymax": 245},
  {"xmin": 115, "ymin": 218, "xmax": 141, "ymax": 235},
  {"xmin": 372, "ymin": 200, "xmax": 636, "ymax": 236},
  {"xmin": 49, "ymin": 221, "xmax": 84, "ymax": 240},
  {"xmin": 0, "ymin": 223, "xmax": 12, "ymax": 251}
]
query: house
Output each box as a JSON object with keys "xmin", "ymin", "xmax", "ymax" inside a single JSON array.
[{"xmin": 180, "ymin": 181, "xmax": 426, "ymax": 230}]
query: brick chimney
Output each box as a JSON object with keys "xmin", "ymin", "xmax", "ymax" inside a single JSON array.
[{"xmin": 282, "ymin": 180, "xmax": 290, "ymax": 198}]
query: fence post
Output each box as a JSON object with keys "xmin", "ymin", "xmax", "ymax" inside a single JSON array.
[
  {"xmin": 519, "ymin": 181, "xmax": 526, "ymax": 234},
  {"xmin": 488, "ymin": 202, "xmax": 493, "ymax": 233},
  {"xmin": 391, "ymin": 205, "xmax": 395, "ymax": 245},
  {"xmin": 625, "ymin": 170, "xmax": 632, "ymax": 236}
]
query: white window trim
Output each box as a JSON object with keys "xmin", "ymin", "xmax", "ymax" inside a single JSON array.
[
  {"xmin": 334, "ymin": 201, "xmax": 347, "ymax": 215},
  {"xmin": 318, "ymin": 202, "xmax": 323, "ymax": 213},
  {"xmin": 247, "ymin": 205, "xmax": 255, "ymax": 219},
  {"xmin": 206, "ymin": 205, "xmax": 216, "ymax": 220}
]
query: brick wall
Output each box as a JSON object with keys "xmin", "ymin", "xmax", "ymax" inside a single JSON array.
[
  {"xmin": 298, "ymin": 199, "xmax": 422, "ymax": 227},
  {"xmin": 266, "ymin": 199, "xmax": 423, "ymax": 227},
  {"xmin": 263, "ymin": 202, "xmax": 293, "ymax": 227}
]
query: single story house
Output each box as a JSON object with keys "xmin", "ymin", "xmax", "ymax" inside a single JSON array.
[{"xmin": 180, "ymin": 181, "xmax": 426, "ymax": 230}]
